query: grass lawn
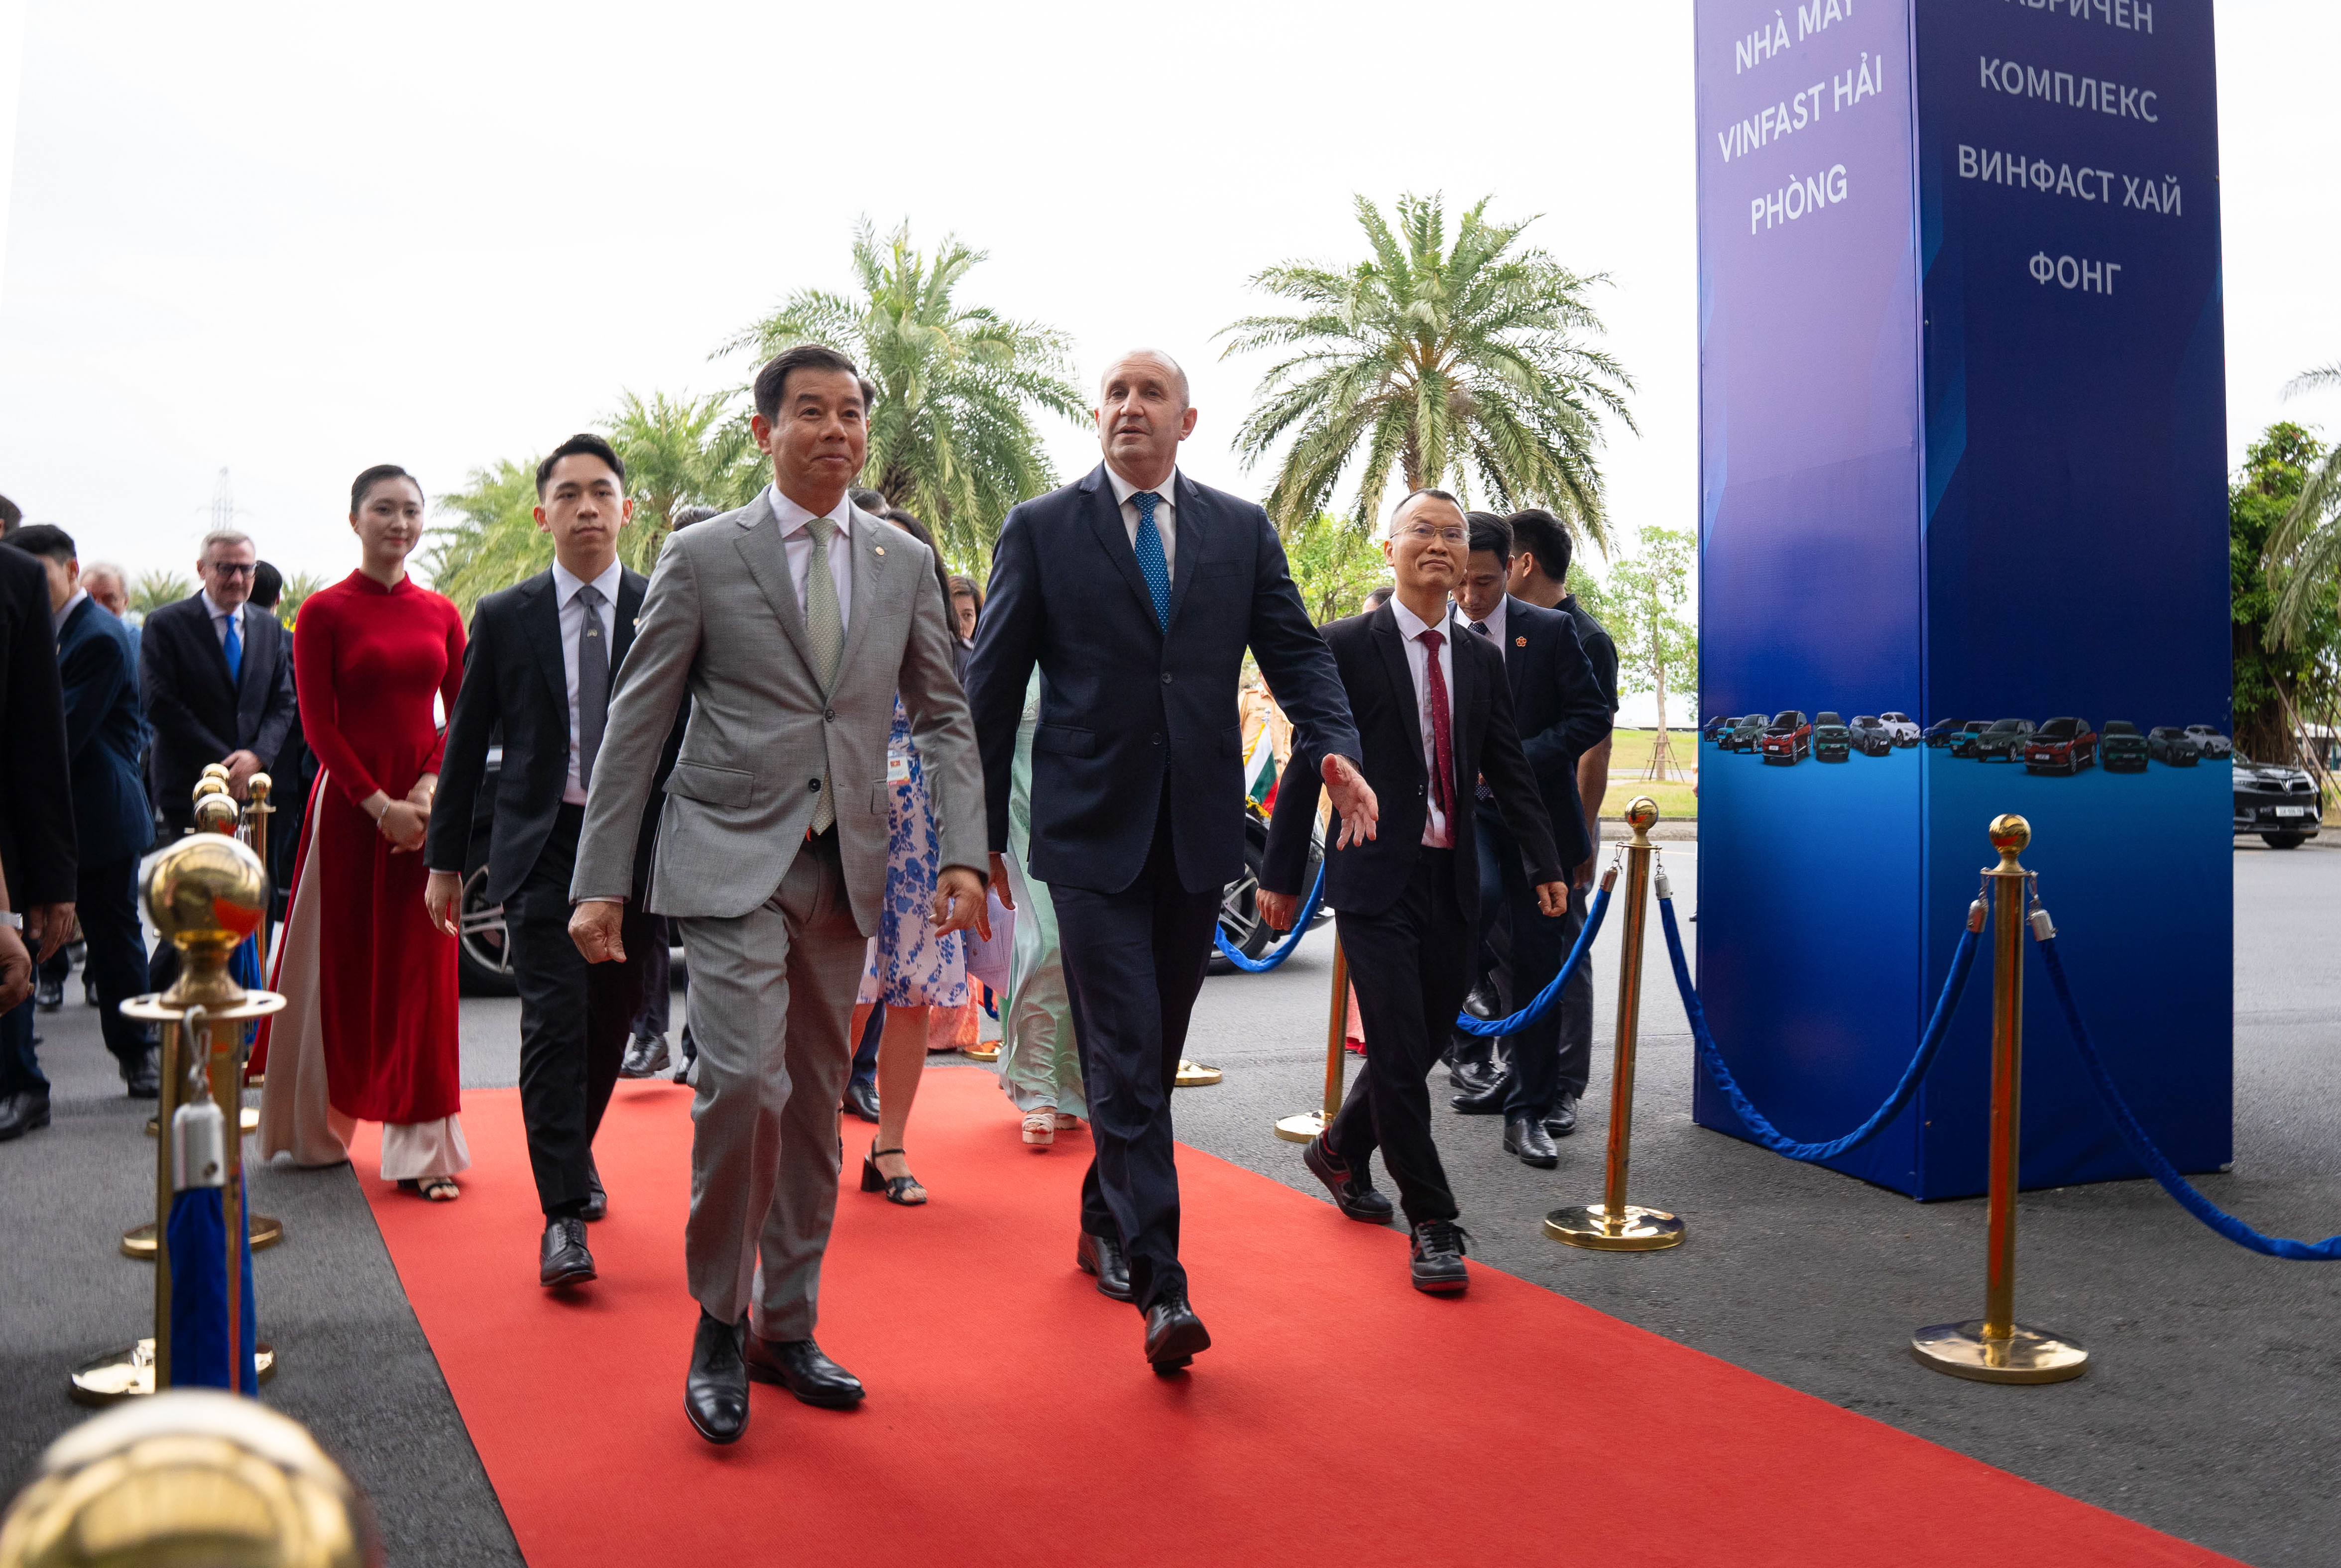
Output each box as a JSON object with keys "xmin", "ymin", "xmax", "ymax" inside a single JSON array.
[{"xmin": 1600, "ymin": 728, "xmax": 1698, "ymax": 820}]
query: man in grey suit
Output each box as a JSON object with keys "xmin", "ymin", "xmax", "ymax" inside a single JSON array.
[{"xmin": 568, "ymin": 344, "xmax": 989, "ymax": 1446}]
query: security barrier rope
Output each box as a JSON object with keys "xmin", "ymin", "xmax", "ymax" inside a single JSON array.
[
  {"xmin": 1452, "ymin": 882, "xmax": 1613, "ymax": 1037},
  {"xmin": 1657, "ymin": 889, "xmax": 1983, "ymax": 1162},
  {"xmin": 1213, "ymin": 861, "xmax": 1326, "ymax": 973}
]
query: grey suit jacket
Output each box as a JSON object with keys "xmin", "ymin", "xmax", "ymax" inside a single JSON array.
[{"xmin": 570, "ymin": 491, "xmax": 986, "ymax": 931}]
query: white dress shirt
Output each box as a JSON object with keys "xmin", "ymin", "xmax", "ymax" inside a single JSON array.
[
  {"xmin": 1462, "ymin": 594, "xmax": 1508, "ymax": 651},
  {"xmin": 1389, "ymin": 595, "xmax": 1457, "ymax": 849},
  {"xmin": 200, "ymin": 590, "xmax": 246, "ymax": 648},
  {"xmin": 1106, "ymin": 463, "xmax": 1178, "ymax": 581},
  {"xmin": 51, "ymin": 588, "xmax": 87, "ymax": 639},
  {"xmin": 552, "ymin": 558, "xmax": 625, "ymax": 806},
  {"xmin": 768, "ymin": 484, "xmax": 855, "ymax": 635}
]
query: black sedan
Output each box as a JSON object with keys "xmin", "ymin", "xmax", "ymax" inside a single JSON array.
[
  {"xmin": 1848, "ymin": 715, "xmax": 1896, "ymax": 756},
  {"xmin": 2233, "ymin": 754, "xmax": 2324, "ymax": 848},
  {"xmin": 1813, "ymin": 712, "xmax": 1852, "ymax": 762},
  {"xmin": 2147, "ymin": 726, "xmax": 2200, "ymax": 766},
  {"xmin": 1969, "ymin": 718, "xmax": 2036, "ymax": 763},
  {"xmin": 2101, "ymin": 721, "xmax": 2149, "ymax": 773}
]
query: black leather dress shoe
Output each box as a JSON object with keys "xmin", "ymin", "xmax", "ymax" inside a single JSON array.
[
  {"xmin": 1544, "ymin": 1091, "xmax": 1580, "ymax": 1139},
  {"xmin": 123, "ymin": 1051, "xmax": 160, "ymax": 1100},
  {"xmin": 1504, "ymin": 1116, "xmax": 1560, "ymax": 1168},
  {"xmin": 539, "ymin": 1218, "xmax": 595, "ymax": 1287},
  {"xmin": 580, "ymin": 1161, "xmax": 607, "ymax": 1222},
  {"xmin": 1451, "ymin": 1075, "xmax": 1509, "ymax": 1116},
  {"xmin": 620, "ymin": 1034, "xmax": 670, "ymax": 1079},
  {"xmin": 1463, "ymin": 980, "xmax": 1500, "ymax": 1020},
  {"xmin": 0, "ymin": 1090, "xmax": 51, "ymax": 1142},
  {"xmin": 744, "ymin": 1335, "xmax": 865, "ymax": 1407},
  {"xmin": 1142, "ymin": 1291, "xmax": 1211, "ymax": 1373},
  {"xmin": 841, "ymin": 1077, "xmax": 881, "ymax": 1123},
  {"xmin": 685, "ymin": 1311, "xmax": 749, "ymax": 1444},
  {"xmin": 1409, "ymin": 1220, "xmax": 1471, "ymax": 1293},
  {"xmin": 1076, "ymin": 1231, "xmax": 1133, "ymax": 1301},
  {"xmin": 673, "ymin": 1031, "xmax": 697, "ymax": 1085},
  {"xmin": 1448, "ymin": 1059, "xmax": 1501, "ymax": 1096},
  {"xmin": 1302, "ymin": 1134, "xmax": 1395, "ymax": 1223},
  {"xmin": 34, "ymin": 973, "xmax": 61, "ymax": 1011}
]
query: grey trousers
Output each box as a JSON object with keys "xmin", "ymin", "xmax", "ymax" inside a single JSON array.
[{"xmin": 676, "ymin": 831, "xmax": 867, "ymax": 1340}]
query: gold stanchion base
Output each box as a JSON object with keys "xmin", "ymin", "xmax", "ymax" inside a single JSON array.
[
  {"xmin": 121, "ymin": 1216, "xmax": 284, "ymax": 1259},
  {"xmin": 69, "ymin": 1339, "xmax": 279, "ymax": 1407},
  {"xmin": 1545, "ymin": 1203, "xmax": 1686, "ymax": 1251},
  {"xmin": 1909, "ymin": 1320, "xmax": 2088, "ymax": 1384},
  {"xmin": 1173, "ymin": 1060, "xmax": 1223, "ymax": 1088},
  {"xmin": 960, "ymin": 1043, "xmax": 1001, "ymax": 1063},
  {"xmin": 147, "ymin": 1108, "xmax": 258, "ymax": 1137},
  {"xmin": 1273, "ymin": 1110, "xmax": 1327, "ymax": 1144}
]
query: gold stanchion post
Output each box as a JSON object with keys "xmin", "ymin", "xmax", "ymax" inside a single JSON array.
[
  {"xmin": 1275, "ymin": 938, "xmax": 1348, "ymax": 1143},
  {"xmin": 1910, "ymin": 814, "xmax": 2089, "ymax": 1383},
  {"xmin": 1546, "ymin": 797, "xmax": 1684, "ymax": 1251},
  {"xmin": 73, "ymin": 831, "xmax": 285, "ymax": 1405}
]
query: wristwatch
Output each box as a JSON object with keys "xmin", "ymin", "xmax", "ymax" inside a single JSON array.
[{"xmin": 0, "ymin": 912, "xmax": 21, "ymax": 930}]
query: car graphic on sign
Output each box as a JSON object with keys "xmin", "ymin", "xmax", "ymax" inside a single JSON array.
[
  {"xmin": 1813, "ymin": 712, "xmax": 1853, "ymax": 762},
  {"xmin": 2100, "ymin": 721, "xmax": 2149, "ymax": 773},
  {"xmin": 1926, "ymin": 717, "xmax": 1969, "ymax": 749},
  {"xmin": 2023, "ymin": 717, "xmax": 2097, "ymax": 775},
  {"xmin": 2184, "ymin": 725, "xmax": 2232, "ymax": 760},
  {"xmin": 1760, "ymin": 711, "xmax": 1812, "ymax": 765},
  {"xmin": 1877, "ymin": 711, "xmax": 1921, "ymax": 746},
  {"xmin": 2147, "ymin": 726, "xmax": 2200, "ymax": 766},
  {"xmin": 1848, "ymin": 715, "xmax": 1896, "ymax": 756},
  {"xmin": 1969, "ymin": 718, "xmax": 2036, "ymax": 763}
]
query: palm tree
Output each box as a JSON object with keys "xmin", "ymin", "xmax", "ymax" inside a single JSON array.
[
  {"xmin": 273, "ymin": 570, "xmax": 325, "ymax": 629},
  {"xmin": 1220, "ymin": 192, "xmax": 1636, "ymax": 548},
  {"xmin": 723, "ymin": 219, "xmax": 1088, "ymax": 569},
  {"xmin": 129, "ymin": 570, "xmax": 195, "ymax": 616},
  {"xmin": 2269, "ymin": 362, "xmax": 2341, "ymax": 650},
  {"xmin": 422, "ymin": 458, "xmax": 544, "ymax": 617}
]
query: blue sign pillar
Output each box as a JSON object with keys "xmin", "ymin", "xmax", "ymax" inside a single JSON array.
[{"xmin": 1692, "ymin": 0, "xmax": 2229, "ymax": 1198}]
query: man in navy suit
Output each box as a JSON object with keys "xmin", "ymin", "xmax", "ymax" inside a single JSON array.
[
  {"xmin": 1447, "ymin": 512, "xmax": 1612, "ymax": 1164},
  {"xmin": 967, "ymin": 349, "xmax": 1376, "ymax": 1373},
  {"xmin": 139, "ymin": 530, "xmax": 299, "ymax": 841},
  {"xmin": 11, "ymin": 526, "xmax": 156, "ymax": 1095},
  {"xmin": 0, "ymin": 534, "xmax": 78, "ymax": 1139}
]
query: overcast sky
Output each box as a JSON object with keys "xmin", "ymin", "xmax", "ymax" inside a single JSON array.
[{"xmin": 1, "ymin": 0, "xmax": 2336, "ymax": 609}]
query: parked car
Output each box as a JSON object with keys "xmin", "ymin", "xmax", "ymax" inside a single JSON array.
[
  {"xmin": 2146, "ymin": 726, "xmax": 2200, "ymax": 767},
  {"xmin": 1812, "ymin": 712, "xmax": 1852, "ymax": 762},
  {"xmin": 1925, "ymin": 717, "xmax": 1969, "ymax": 749},
  {"xmin": 1969, "ymin": 717, "xmax": 2036, "ymax": 763},
  {"xmin": 2100, "ymin": 720, "xmax": 2149, "ymax": 773},
  {"xmin": 1847, "ymin": 715, "xmax": 1896, "ymax": 756},
  {"xmin": 2023, "ymin": 717, "xmax": 2098, "ymax": 775},
  {"xmin": 1212, "ymin": 800, "xmax": 1331, "ymax": 970},
  {"xmin": 1702, "ymin": 715, "xmax": 1737, "ymax": 743},
  {"xmin": 1724, "ymin": 715, "xmax": 1767, "ymax": 753},
  {"xmin": 2184, "ymin": 725, "xmax": 2232, "ymax": 760},
  {"xmin": 2231, "ymin": 754, "xmax": 2324, "ymax": 848},
  {"xmin": 1877, "ymin": 711, "xmax": 1921, "ymax": 747},
  {"xmin": 1759, "ymin": 710, "xmax": 1811, "ymax": 765}
]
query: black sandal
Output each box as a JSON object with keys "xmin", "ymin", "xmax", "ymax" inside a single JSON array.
[{"xmin": 860, "ymin": 1141, "xmax": 927, "ymax": 1206}]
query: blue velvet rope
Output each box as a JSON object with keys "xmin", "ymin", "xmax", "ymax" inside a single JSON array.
[
  {"xmin": 2038, "ymin": 935, "xmax": 2341, "ymax": 1260},
  {"xmin": 1213, "ymin": 861, "xmax": 1326, "ymax": 973},
  {"xmin": 1658, "ymin": 894, "xmax": 1982, "ymax": 1162},
  {"xmin": 1451, "ymin": 883, "xmax": 1613, "ymax": 1037}
]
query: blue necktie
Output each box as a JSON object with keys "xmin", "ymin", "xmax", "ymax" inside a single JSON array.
[
  {"xmin": 1132, "ymin": 490, "xmax": 1171, "ymax": 631},
  {"xmin": 222, "ymin": 611, "xmax": 243, "ymax": 685}
]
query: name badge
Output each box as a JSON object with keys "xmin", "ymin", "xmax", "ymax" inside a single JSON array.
[{"xmin": 886, "ymin": 755, "xmax": 912, "ymax": 784}]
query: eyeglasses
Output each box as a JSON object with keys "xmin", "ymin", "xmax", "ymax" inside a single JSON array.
[
  {"xmin": 207, "ymin": 562, "xmax": 257, "ymax": 577},
  {"xmin": 1393, "ymin": 524, "xmax": 1467, "ymax": 547}
]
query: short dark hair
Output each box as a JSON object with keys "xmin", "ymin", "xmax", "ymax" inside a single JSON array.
[
  {"xmin": 250, "ymin": 560, "xmax": 283, "ymax": 609},
  {"xmin": 7, "ymin": 523, "xmax": 75, "ymax": 564},
  {"xmin": 0, "ymin": 494, "xmax": 20, "ymax": 532},
  {"xmin": 669, "ymin": 504, "xmax": 720, "ymax": 532},
  {"xmin": 1465, "ymin": 510, "xmax": 1514, "ymax": 562},
  {"xmin": 1507, "ymin": 508, "xmax": 1572, "ymax": 586},
  {"xmin": 848, "ymin": 487, "xmax": 892, "ymax": 518},
  {"xmin": 351, "ymin": 464, "xmax": 421, "ymax": 514},
  {"xmin": 753, "ymin": 345, "xmax": 877, "ymax": 425},
  {"xmin": 535, "ymin": 433, "xmax": 627, "ymax": 498},
  {"xmin": 1362, "ymin": 584, "xmax": 1395, "ymax": 611}
]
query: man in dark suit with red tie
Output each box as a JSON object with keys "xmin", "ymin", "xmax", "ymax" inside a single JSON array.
[{"xmin": 1259, "ymin": 489, "xmax": 1565, "ymax": 1293}]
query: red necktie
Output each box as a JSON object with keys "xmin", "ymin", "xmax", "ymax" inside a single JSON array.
[{"xmin": 1418, "ymin": 628, "xmax": 1453, "ymax": 820}]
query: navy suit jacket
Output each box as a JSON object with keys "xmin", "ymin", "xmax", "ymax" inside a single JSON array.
[
  {"xmin": 0, "ymin": 545, "xmax": 76, "ymax": 907},
  {"xmin": 139, "ymin": 593, "xmax": 298, "ymax": 825},
  {"xmin": 966, "ymin": 463, "xmax": 1360, "ymax": 896},
  {"xmin": 1472, "ymin": 595, "xmax": 1612, "ymax": 872},
  {"xmin": 1263, "ymin": 605, "xmax": 1559, "ymax": 922},
  {"xmin": 56, "ymin": 597, "xmax": 154, "ymax": 867},
  {"xmin": 427, "ymin": 566, "xmax": 678, "ymax": 908}
]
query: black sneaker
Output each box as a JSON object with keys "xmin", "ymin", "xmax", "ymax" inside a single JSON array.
[
  {"xmin": 1302, "ymin": 1134, "xmax": 1395, "ymax": 1223},
  {"xmin": 1409, "ymin": 1220, "xmax": 1471, "ymax": 1294}
]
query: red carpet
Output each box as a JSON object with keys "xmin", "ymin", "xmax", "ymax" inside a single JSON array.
[{"xmin": 355, "ymin": 1071, "xmax": 2233, "ymax": 1568}]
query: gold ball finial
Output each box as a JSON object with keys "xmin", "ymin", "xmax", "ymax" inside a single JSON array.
[
  {"xmin": 192, "ymin": 793, "xmax": 241, "ymax": 835},
  {"xmin": 141, "ymin": 833, "xmax": 268, "ymax": 954},
  {"xmin": 200, "ymin": 763, "xmax": 231, "ymax": 781},
  {"xmin": 1987, "ymin": 812, "xmax": 2031, "ymax": 874},
  {"xmin": 0, "ymin": 1390, "xmax": 380, "ymax": 1568},
  {"xmin": 1625, "ymin": 796, "xmax": 1659, "ymax": 832},
  {"xmin": 190, "ymin": 777, "xmax": 229, "ymax": 805},
  {"xmin": 248, "ymin": 773, "xmax": 272, "ymax": 801}
]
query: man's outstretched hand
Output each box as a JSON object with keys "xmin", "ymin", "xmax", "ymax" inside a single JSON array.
[
  {"xmin": 932, "ymin": 865, "xmax": 991, "ymax": 942},
  {"xmin": 1321, "ymin": 754, "xmax": 1379, "ymax": 850}
]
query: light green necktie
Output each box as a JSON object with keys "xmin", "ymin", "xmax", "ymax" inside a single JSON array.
[{"xmin": 805, "ymin": 516, "xmax": 844, "ymax": 833}]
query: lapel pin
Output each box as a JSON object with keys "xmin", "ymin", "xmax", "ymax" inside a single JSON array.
[
  {"xmin": 1515, "ymin": 636, "xmax": 1527, "ymax": 647},
  {"xmin": 873, "ymin": 545, "xmax": 886, "ymax": 557}
]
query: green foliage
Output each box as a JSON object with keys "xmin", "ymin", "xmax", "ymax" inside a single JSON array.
[
  {"xmin": 1220, "ymin": 192, "xmax": 1635, "ymax": 548},
  {"xmin": 723, "ymin": 219, "xmax": 1088, "ymax": 573},
  {"xmin": 1282, "ymin": 513, "xmax": 1389, "ymax": 624},
  {"xmin": 273, "ymin": 571, "xmax": 325, "ymax": 629},
  {"xmin": 129, "ymin": 570, "xmax": 195, "ymax": 616},
  {"xmin": 421, "ymin": 458, "xmax": 546, "ymax": 618},
  {"xmin": 2236, "ymin": 420, "xmax": 2341, "ymax": 763},
  {"xmin": 1600, "ymin": 525, "xmax": 1698, "ymax": 724}
]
